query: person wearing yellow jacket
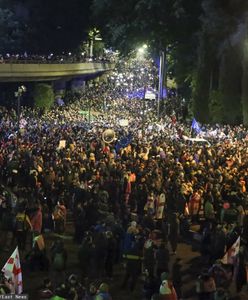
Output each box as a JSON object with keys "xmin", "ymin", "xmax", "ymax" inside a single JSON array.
[{"xmin": 15, "ymin": 208, "xmax": 32, "ymax": 251}]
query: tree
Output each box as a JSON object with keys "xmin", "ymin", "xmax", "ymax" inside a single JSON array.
[
  {"xmin": 92, "ymin": 0, "xmax": 200, "ymax": 52},
  {"xmin": 92, "ymin": 0, "xmax": 202, "ymax": 105},
  {"xmin": 33, "ymin": 83, "xmax": 54, "ymax": 110},
  {"xmin": 7, "ymin": 0, "xmax": 93, "ymax": 54},
  {"xmin": 192, "ymin": 0, "xmax": 246, "ymax": 123},
  {"xmin": 0, "ymin": 0, "xmax": 25, "ymax": 53},
  {"xmin": 242, "ymin": 20, "xmax": 248, "ymax": 125}
]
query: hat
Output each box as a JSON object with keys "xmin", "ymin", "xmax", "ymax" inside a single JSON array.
[
  {"xmin": 161, "ymin": 272, "xmax": 170, "ymax": 281},
  {"xmin": 99, "ymin": 283, "xmax": 109, "ymax": 293}
]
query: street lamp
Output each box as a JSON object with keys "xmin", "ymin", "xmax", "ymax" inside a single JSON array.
[
  {"xmin": 88, "ymin": 28, "xmax": 102, "ymax": 58},
  {"xmin": 137, "ymin": 44, "xmax": 148, "ymax": 57},
  {"xmin": 142, "ymin": 82, "xmax": 147, "ymax": 138},
  {"xmin": 138, "ymin": 45, "xmax": 148, "ymax": 136},
  {"xmin": 14, "ymin": 85, "xmax": 26, "ymax": 149}
]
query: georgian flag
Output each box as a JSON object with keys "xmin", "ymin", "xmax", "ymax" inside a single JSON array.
[
  {"xmin": 221, "ymin": 236, "xmax": 240, "ymax": 265},
  {"xmin": 1, "ymin": 247, "xmax": 23, "ymax": 294},
  {"xmin": 19, "ymin": 118, "xmax": 27, "ymax": 129}
]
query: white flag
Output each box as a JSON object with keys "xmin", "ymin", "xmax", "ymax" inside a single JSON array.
[
  {"xmin": 221, "ymin": 236, "xmax": 240, "ymax": 265},
  {"xmin": 1, "ymin": 247, "xmax": 23, "ymax": 294},
  {"xmin": 156, "ymin": 193, "xmax": 166, "ymax": 219}
]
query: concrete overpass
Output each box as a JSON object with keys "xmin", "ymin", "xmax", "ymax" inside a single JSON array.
[{"xmin": 0, "ymin": 62, "xmax": 114, "ymax": 82}]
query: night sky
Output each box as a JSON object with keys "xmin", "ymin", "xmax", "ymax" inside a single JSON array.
[{"xmin": 1, "ymin": 0, "xmax": 93, "ymax": 54}]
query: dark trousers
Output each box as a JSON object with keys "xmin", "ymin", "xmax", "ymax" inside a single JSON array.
[
  {"xmin": 169, "ymin": 237, "xmax": 178, "ymax": 252},
  {"xmin": 122, "ymin": 270, "xmax": 139, "ymax": 291},
  {"xmin": 105, "ymin": 257, "xmax": 114, "ymax": 278},
  {"xmin": 122, "ymin": 261, "xmax": 141, "ymax": 291},
  {"xmin": 16, "ymin": 231, "xmax": 27, "ymax": 250}
]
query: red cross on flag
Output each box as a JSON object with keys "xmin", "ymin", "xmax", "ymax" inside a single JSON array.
[
  {"xmin": 221, "ymin": 236, "xmax": 240, "ymax": 265},
  {"xmin": 1, "ymin": 247, "xmax": 23, "ymax": 294}
]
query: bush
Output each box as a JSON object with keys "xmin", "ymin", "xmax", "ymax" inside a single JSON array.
[{"xmin": 33, "ymin": 83, "xmax": 54, "ymax": 110}]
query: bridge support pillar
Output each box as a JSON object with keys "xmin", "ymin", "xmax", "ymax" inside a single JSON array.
[{"xmin": 70, "ymin": 78, "xmax": 86, "ymax": 91}]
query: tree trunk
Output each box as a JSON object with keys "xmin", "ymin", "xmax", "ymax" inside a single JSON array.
[
  {"xmin": 218, "ymin": 46, "xmax": 242, "ymax": 124},
  {"xmin": 192, "ymin": 36, "xmax": 212, "ymax": 123},
  {"xmin": 242, "ymin": 36, "xmax": 248, "ymax": 125}
]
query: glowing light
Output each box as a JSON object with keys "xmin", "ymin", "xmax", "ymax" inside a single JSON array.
[
  {"xmin": 138, "ymin": 47, "xmax": 145, "ymax": 54},
  {"xmin": 137, "ymin": 44, "xmax": 148, "ymax": 54}
]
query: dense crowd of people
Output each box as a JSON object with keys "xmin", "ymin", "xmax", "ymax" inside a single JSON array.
[
  {"xmin": 0, "ymin": 51, "xmax": 117, "ymax": 64},
  {"xmin": 0, "ymin": 57, "xmax": 248, "ymax": 300}
]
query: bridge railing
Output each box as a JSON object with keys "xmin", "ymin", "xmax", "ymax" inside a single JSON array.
[{"xmin": 0, "ymin": 58, "xmax": 115, "ymax": 64}]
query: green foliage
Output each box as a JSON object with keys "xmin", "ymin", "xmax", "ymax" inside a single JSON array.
[
  {"xmin": 208, "ymin": 91, "xmax": 224, "ymax": 123},
  {"xmin": 241, "ymin": 39, "xmax": 248, "ymax": 125},
  {"xmin": 0, "ymin": 1, "xmax": 25, "ymax": 52},
  {"xmin": 92, "ymin": 0, "xmax": 201, "ymax": 103},
  {"xmin": 192, "ymin": 68, "xmax": 210, "ymax": 123},
  {"xmin": 93, "ymin": 41, "xmax": 105, "ymax": 57},
  {"xmin": 191, "ymin": 0, "xmax": 247, "ymax": 124},
  {"xmin": 33, "ymin": 83, "xmax": 54, "ymax": 110},
  {"xmin": 218, "ymin": 47, "xmax": 242, "ymax": 125},
  {"xmin": 17, "ymin": 0, "xmax": 92, "ymax": 54},
  {"xmin": 192, "ymin": 33, "xmax": 213, "ymax": 123},
  {"xmin": 92, "ymin": 0, "xmax": 201, "ymax": 52}
]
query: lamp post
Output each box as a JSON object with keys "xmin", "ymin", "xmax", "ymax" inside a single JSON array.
[
  {"xmin": 157, "ymin": 51, "xmax": 164, "ymax": 119},
  {"xmin": 14, "ymin": 85, "xmax": 26, "ymax": 150},
  {"xmin": 137, "ymin": 44, "xmax": 148, "ymax": 138},
  {"xmin": 142, "ymin": 84, "xmax": 147, "ymax": 138},
  {"xmin": 88, "ymin": 28, "xmax": 102, "ymax": 58}
]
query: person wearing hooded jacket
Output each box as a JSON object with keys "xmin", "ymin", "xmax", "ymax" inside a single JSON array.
[{"xmin": 95, "ymin": 283, "xmax": 112, "ymax": 300}]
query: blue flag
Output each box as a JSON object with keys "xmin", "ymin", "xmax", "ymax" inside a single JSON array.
[
  {"xmin": 115, "ymin": 133, "xmax": 132, "ymax": 152},
  {"xmin": 191, "ymin": 118, "xmax": 201, "ymax": 134}
]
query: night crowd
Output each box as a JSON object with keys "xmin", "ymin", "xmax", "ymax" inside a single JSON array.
[
  {"xmin": 0, "ymin": 57, "xmax": 248, "ymax": 300},
  {"xmin": 0, "ymin": 51, "xmax": 116, "ymax": 64}
]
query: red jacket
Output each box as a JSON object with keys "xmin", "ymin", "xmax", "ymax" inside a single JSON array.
[{"xmin": 31, "ymin": 208, "xmax": 42, "ymax": 233}]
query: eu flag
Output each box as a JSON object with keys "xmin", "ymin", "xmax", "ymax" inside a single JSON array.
[
  {"xmin": 115, "ymin": 133, "xmax": 132, "ymax": 152},
  {"xmin": 191, "ymin": 118, "xmax": 201, "ymax": 134}
]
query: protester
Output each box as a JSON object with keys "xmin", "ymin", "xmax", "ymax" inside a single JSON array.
[
  {"xmin": 95, "ymin": 283, "xmax": 112, "ymax": 300},
  {"xmin": 0, "ymin": 54, "xmax": 248, "ymax": 300}
]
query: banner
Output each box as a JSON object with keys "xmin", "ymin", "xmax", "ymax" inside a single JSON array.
[
  {"xmin": 58, "ymin": 140, "xmax": 66, "ymax": 149},
  {"xmin": 221, "ymin": 236, "xmax": 240, "ymax": 265},
  {"xmin": 119, "ymin": 119, "xmax": 129, "ymax": 127},
  {"xmin": 2, "ymin": 247, "xmax": 23, "ymax": 294}
]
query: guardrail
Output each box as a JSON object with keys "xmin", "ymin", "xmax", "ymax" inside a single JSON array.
[
  {"xmin": 0, "ymin": 62, "xmax": 115, "ymax": 82},
  {"xmin": 0, "ymin": 59, "xmax": 114, "ymax": 64}
]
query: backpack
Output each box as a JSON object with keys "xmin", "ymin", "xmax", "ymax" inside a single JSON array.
[{"xmin": 52, "ymin": 252, "xmax": 65, "ymax": 271}]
